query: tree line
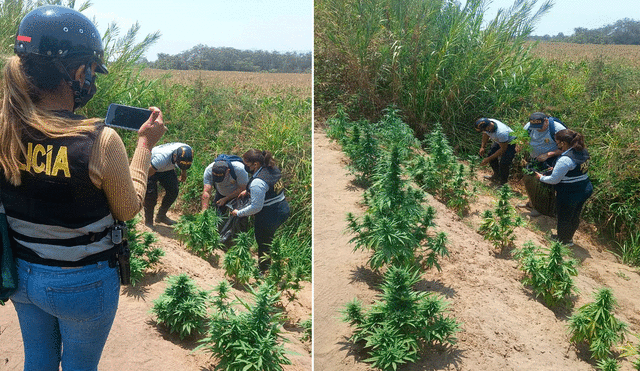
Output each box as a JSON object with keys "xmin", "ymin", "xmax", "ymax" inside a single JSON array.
[
  {"xmin": 148, "ymin": 44, "xmax": 312, "ymax": 73},
  {"xmin": 529, "ymin": 18, "xmax": 640, "ymax": 45}
]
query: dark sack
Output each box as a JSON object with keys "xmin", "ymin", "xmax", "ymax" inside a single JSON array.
[
  {"xmin": 1, "ymin": 211, "xmax": 18, "ymax": 303},
  {"xmin": 219, "ymin": 198, "xmax": 250, "ymax": 249},
  {"xmin": 523, "ymin": 172, "xmax": 556, "ymax": 217}
]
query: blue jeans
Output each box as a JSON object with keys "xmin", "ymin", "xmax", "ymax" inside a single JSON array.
[{"xmin": 10, "ymin": 259, "xmax": 120, "ymax": 371}]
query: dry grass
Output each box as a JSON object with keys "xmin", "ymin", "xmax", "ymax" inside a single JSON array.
[
  {"xmin": 141, "ymin": 68, "xmax": 311, "ymax": 97},
  {"xmin": 530, "ymin": 41, "xmax": 640, "ymax": 67}
]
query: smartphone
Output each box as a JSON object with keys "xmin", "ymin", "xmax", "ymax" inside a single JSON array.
[{"xmin": 105, "ymin": 104, "xmax": 152, "ymax": 131}]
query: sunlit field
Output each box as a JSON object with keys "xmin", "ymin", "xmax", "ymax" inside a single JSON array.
[
  {"xmin": 530, "ymin": 41, "xmax": 640, "ymax": 66},
  {"xmin": 142, "ymin": 68, "xmax": 311, "ymax": 97}
]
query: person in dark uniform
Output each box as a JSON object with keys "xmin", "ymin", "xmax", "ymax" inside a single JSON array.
[
  {"xmin": 0, "ymin": 5, "xmax": 166, "ymax": 369},
  {"xmin": 536, "ymin": 129, "xmax": 593, "ymax": 246},
  {"xmin": 231, "ymin": 149, "xmax": 290, "ymax": 272},
  {"xmin": 474, "ymin": 117, "xmax": 517, "ymax": 186},
  {"xmin": 144, "ymin": 142, "xmax": 193, "ymax": 227}
]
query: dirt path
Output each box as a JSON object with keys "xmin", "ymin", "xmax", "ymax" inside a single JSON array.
[
  {"xmin": 313, "ymin": 128, "xmax": 640, "ymax": 371},
  {"xmin": 0, "ymin": 213, "xmax": 311, "ymax": 371}
]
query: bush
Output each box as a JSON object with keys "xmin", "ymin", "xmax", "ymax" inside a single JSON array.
[
  {"xmin": 125, "ymin": 217, "xmax": 164, "ymax": 286},
  {"xmin": 151, "ymin": 273, "xmax": 210, "ymax": 339},
  {"xmin": 479, "ymin": 184, "xmax": 523, "ymax": 251},
  {"xmin": 197, "ymin": 281, "xmax": 291, "ymax": 371},
  {"xmin": 174, "ymin": 209, "xmax": 223, "ymax": 259},
  {"xmin": 343, "ymin": 266, "xmax": 460, "ymax": 371},
  {"xmin": 514, "ymin": 241, "xmax": 578, "ymax": 308},
  {"xmin": 568, "ymin": 287, "xmax": 627, "ymax": 361}
]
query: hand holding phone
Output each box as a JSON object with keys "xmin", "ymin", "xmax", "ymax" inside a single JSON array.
[
  {"xmin": 137, "ymin": 107, "xmax": 166, "ymax": 151},
  {"xmin": 105, "ymin": 104, "xmax": 153, "ymax": 131}
]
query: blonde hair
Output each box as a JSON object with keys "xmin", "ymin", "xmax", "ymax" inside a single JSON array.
[{"xmin": 0, "ymin": 56, "xmax": 100, "ymax": 185}]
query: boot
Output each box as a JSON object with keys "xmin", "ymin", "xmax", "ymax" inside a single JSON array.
[
  {"xmin": 155, "ymin": 213, "xmax": 177, "ymax": 226},
  {"xmin": 145, "ymin": 209, "xmax": 154, "ymax": 228}
]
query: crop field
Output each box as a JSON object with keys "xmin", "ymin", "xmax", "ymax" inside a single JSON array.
[
  {"xmin": 530, "ymin": 41, "xmax": 640, "ymax": 66},
  {"xmin": 142, "ymin": 68, "xmax": 311, "ymax": 97}
]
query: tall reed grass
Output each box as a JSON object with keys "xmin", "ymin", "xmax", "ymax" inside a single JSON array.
[{"xmin": 315, "ymin": 0, "xmax": 551, "ymax": 150}]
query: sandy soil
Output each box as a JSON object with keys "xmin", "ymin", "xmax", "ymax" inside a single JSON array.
[
  {"xmin": 0, "ymin": 213, "xmax": 311, "ymax": 371},
  {"xmin": 313, "ymin": 128, "xmax": 640, "ymax": 371}
]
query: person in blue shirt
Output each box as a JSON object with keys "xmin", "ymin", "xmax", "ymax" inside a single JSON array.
[
  {"xmin": 474, "ymin": 118, "xmax": 517, "ymax": 185},
  {"xmin": 536, "ymin": 129, "xmax": 593, "ymax": 246},
  {"xmin": 230, "ymin": 149, "xmax": 290, "ymax": 273},
  {"xmin": 520, "ymin": 112, "xmax": 567, "ymax": 217},
  {"xmin": 524, "ymin": 112, "xmax": 566, "ymax": 167}
]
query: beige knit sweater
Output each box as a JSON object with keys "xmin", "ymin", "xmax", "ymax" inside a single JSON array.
[{"xmin": 88, "ymin": 127, "xmax": 151, "ymax": 221}]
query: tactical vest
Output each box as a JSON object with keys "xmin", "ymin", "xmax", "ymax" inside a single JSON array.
[
  {"xmin": 0, "ymin": 116, "xmax": 114, "ymax": 264},
  {"xmin": 248, "ymin": 166, "xmax": 284, "ymax": 206},
  {"xmin": 559, "ymin": 148, "xmax": 590, "ymax": 184}
]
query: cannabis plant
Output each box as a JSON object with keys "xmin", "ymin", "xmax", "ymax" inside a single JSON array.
[
  {"xmin": 596, "ymin": 358, "xmax": 620, "ymax": 371},
  {"xmin": 343, "ymin": 266, "xmax": 460, "ymax": 371},
  {"xmin": 325, "ymin": 105, "xmax": 352, "ymax": 144},
  {"xmin": 197, "ymin": 282, "xmax": 291, "ymax": 371},
  {"xmin": 299, "ymin": 316, "xmax": 312, "ymax": 342},
  {"xmin": 151, "ymin": 273, "xmax": 210, "ymax": 340},
  {"xmin": 619, "ymin": 333, "xmax": 640, "ymax": 370},
  {"xmin": 223, "ymin": 231, "xmax": 258, "ymax": 286},
  {"xmin": 568, "ymin": 287, "xmax": 628, "ymax": 361},
  {"xmin": 514, "ymin": 241, "xmax": 578, "ymax": 308},
  {"xmin": 126, "ymin": 217, "xmax": 164, "ymax": 286},
  {"xmin": 348, "ymin": 144, "xmax": 448, "ymax": 270},
  {"xmin": 266, "ymin": 235, "xmax": 306, "ymax": 291},
  {"xmin": 371, "ymin": 107, "xmax": 419, "ymax": 159},
  {"xmin": 408, "ymin": 124, "xmax": 473, "ymax": 214},
  {"xmin": 343, "ymin": 121, "xmax": 380, "ymax": 187},
  {"xmin": 478, "ymin": 184, "xmax": 523, "ymax": 251},
  {"xmin": 174, "ymin": 209, "xmax": 223, "ymax": 259}
]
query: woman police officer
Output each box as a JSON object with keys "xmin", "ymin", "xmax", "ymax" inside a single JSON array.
[
  {"xmin": 536, "ymin": 129, "xmax": 593, "ymax": 246},
  {"xmin": 0, "ymin": 5, "xmax": 166, "ymax": 370},
  {"xmin": 231, "ymin": 149, "xmax": 290, "ymax": 273}
]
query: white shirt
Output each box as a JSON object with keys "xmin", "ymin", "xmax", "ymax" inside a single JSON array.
[{"xmin": 150, "ymin": 142, "xmax": 189, "ymax": 172}]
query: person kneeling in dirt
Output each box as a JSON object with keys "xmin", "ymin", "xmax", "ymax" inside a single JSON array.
[
  {"xmin": 231, "ymin": 149, "xmax": 290, "ymax": 273},
  {"xmin": 201, "ymin": 156, "xmax": 250, "ymax": 247},
  {"xmin": 535, "ymin": 129, "xmax": 593, "ymax": 247},
  {"xmin": 474, "ymin": 117, "xmax": 517, "ymax": 186},
  {"xmin": 201, "ymin": 155, "xmax": 249, "ymax": 214},
  {"xmin": 145, "ymin": 143, "xmax": 193, "ymax": 227},
  {"xmin": 519, "ymin": 112, "xmax": 567, "ymax": 217}
]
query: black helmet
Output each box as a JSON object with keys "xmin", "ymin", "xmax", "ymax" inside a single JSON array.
[
  {"xmin": 14, "ymin": 5, "xmax": 108, "ymax": 74},
  {"xmin": 173, "ymin": 145, "xmax": 193, "ymax": 170}
]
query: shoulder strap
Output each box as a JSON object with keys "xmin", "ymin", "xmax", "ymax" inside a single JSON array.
[{"xmin": 227, "ymin": 160, "xmax": 237, "ymax": 180}]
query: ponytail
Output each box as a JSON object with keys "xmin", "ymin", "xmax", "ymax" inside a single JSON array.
[
  {"xmin": 555, "ymin": 129, "xmax": 586, "ymax": 152},
  {"xmin": 243, "ymin": 148, "xmax": 277, "ymax": 168}
]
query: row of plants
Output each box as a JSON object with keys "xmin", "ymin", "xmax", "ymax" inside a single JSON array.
[
  {"xmin": 328, "ymin": 111, "xmax": 461, "ymax": 371},
  {"xmin": 151, "ymin": 273, "xmax": 293, "ymax": 371},
  {"xmin": 328, "ymin": 107, "xmax": 640, "ymax": 370},
  {"xmin": 477, "ymin": 184, "xmax": 637, "ymax": 370}
]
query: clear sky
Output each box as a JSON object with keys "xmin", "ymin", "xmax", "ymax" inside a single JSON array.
[
  {"xmin": 476, "ymin": 0, "xmax": 639, "ymax": 37},
  {"xmin": 83, "ymin": 0, "xmax": 313, "ymax": 62}
]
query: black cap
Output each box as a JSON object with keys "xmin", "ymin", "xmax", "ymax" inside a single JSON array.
[
  {"xmin": 528, "ymin": 112, "xmax": 547, "ymax": 128},
  {"xmin": 174, "ymin": 145, "xmax": 193, "ymax": 170}
]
